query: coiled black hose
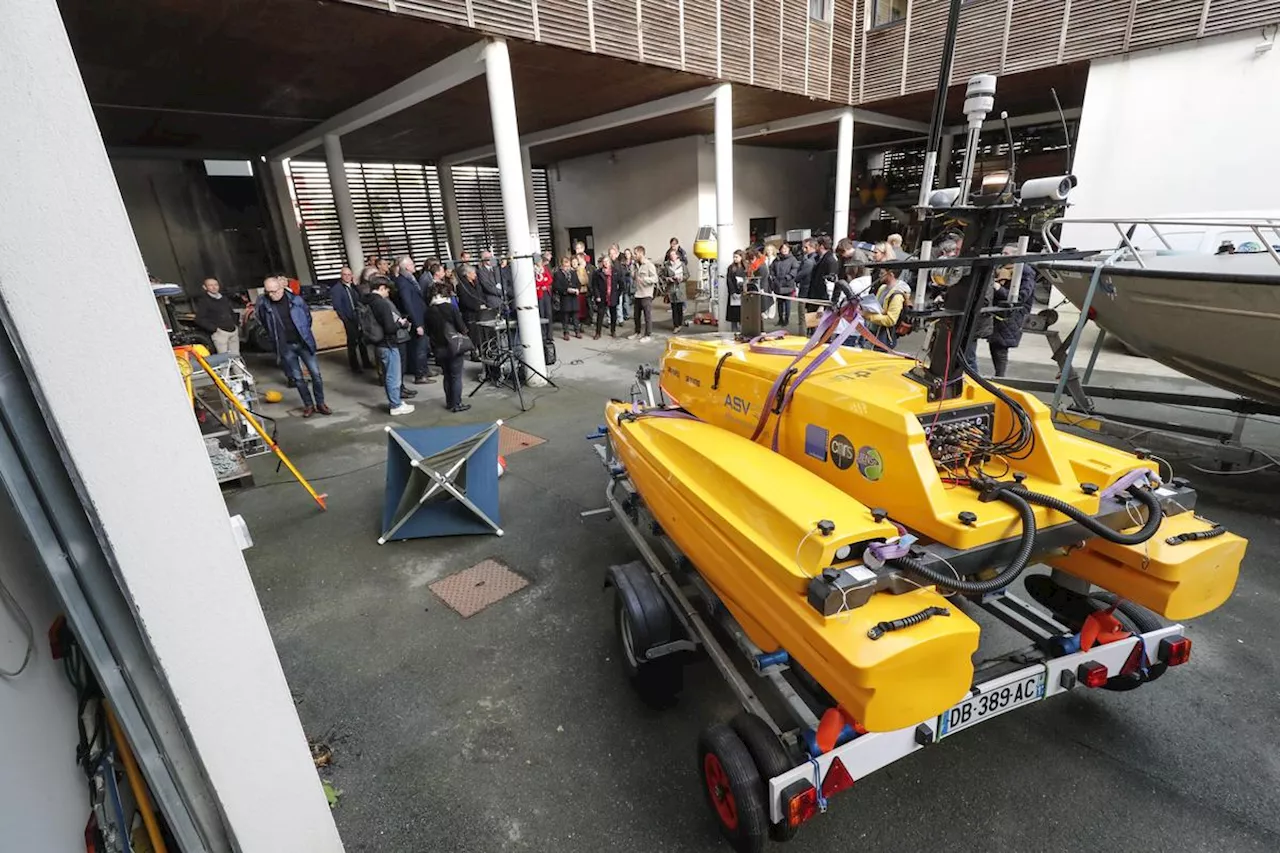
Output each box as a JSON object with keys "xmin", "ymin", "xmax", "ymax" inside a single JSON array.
[
  {"xmin": 1167, "ymin": 525, "xmax": 1226, "ymax": 546},
  {"xmin": 890, "ymin": 488, "xmax": 1039, "ymax": 594},
  {"xmin": 1011, "ymin": 483, "xmax": 1163, "ymax": 546}
]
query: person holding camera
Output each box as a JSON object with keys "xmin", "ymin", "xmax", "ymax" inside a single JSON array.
[{"xmin": 366, "ymin": 275, "xmax": 415, "ymax": 416}]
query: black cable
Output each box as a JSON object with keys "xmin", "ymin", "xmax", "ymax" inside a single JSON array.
[
  {"xmin": 1010, "ymin": 483, "xmax": 1163, "ymax": 545},
  {"xmin": 890, "ymin": 489, "xmax": 1038, "ymax": 594}
]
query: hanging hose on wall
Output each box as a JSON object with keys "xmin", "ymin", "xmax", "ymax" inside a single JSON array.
[{"xmin": 890, "ymin": 488, "xmax": 1039, "ymax": 594}]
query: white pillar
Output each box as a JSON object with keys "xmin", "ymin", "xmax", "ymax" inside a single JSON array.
[
  {"xmin": 484, "ymin": 39, "xmax": 548, "ymax": 382},
  {"xmin": 323, "ymin": 133, "xmax": 363, "ymax": 273},
  {"xmin": 0, "ymin": 2, "xmax": 340, "ymax": 850},
  {"xmin": 438, "ymin": 160, "xmax": 464, "ymax": 262},
  {"xmin": 833, "ymin": 108, "xmax": 854, "ymax": 241},
  {"xmin": 937, "ymin": 132, "xmax": 955, "ymax": 187},
  {"xmin": 268, "ymin": 158, "xmax": 314, "ymax": 287},
  {"xmin": 520, "ymin": 145, "xmax": 541, "ymax": 254},
  {"xmin": 713, "ymin": 83, "xmax": 735, "ymax": 331}
]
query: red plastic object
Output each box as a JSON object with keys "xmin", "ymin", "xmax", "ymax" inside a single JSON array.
[
  {"xmin": 820, "ymin": 756, "xmax": 855, "ymax": 798},
  {"xmin": 703, "ymin": 753, "xmax": 739, "ymax": 831},
  {"xmin": 786, "ymin": 784, "xmax": 819, "ymax": 828},
  {"xmin": 1077, "ymin": 660, "xmax": 1109, "ymax": 688},
  {"xmin": 1160, "ymin": 635, "xmax": 1192, "ymax": 666}
]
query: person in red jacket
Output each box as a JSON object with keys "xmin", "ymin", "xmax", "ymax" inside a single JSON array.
[{"xmin": 534, "ymin": 256, "xmax": 553, "ymax": 340}]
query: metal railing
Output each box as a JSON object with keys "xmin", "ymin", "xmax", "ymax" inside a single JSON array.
[{"xmin": 1042, "ymin": 216, "xmax": 1280, "ymax": 269}]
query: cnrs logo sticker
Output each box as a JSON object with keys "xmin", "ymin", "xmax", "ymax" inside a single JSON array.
[{"xmin": 829, "ymin": 434, "xmax": 855, "ymax": 470}]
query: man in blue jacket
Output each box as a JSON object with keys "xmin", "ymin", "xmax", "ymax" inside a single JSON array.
[
  {"xmin": 329, "ymin": 266, "xmax": 372, "ymax": 374},
  {"xmin": 395, "ymin": 256, "xmax": 435, "ymax": 385},
  {"xmin": 256, "ymin": 276, "xmax": 330, "ymax": 417}
]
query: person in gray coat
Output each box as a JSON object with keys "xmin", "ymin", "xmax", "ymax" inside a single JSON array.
[{"xmin": 769, "ymin": 243, "xmax": 799, "ymax": 327}]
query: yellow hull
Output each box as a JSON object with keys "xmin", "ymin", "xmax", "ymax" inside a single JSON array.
[
  {"xmin": 1049, "ymin": 513, "xmax": 1245, "ymax": 620},
  {"xmin": 605, "ymin": 401, "xmax": 981, "ymax": 732},
  {"xmin": 658, "ymin": 335, "xmax": 1244, "ymax": 619}
]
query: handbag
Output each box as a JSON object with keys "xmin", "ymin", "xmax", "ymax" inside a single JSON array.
[{"xmin": 447, "ymin": 331, "xmax": 473, "ymax": 358}]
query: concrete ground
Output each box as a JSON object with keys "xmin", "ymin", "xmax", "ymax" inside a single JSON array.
[{"xmin": 228, "ymin": 305, "xmax": 1280, "ymax": 853}]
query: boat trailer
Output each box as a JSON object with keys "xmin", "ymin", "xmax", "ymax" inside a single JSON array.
[{"xmin": 583, "ymin": 369, "xmax": 1193, "ymax": 852}]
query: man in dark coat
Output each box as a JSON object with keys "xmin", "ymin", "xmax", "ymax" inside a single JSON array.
[
  {"xmin": 255, "ymin": 276, "xmax": 330, "ymax": 417},
  {"xmin": 811, "ymin": 235, "xmax": 841, "ymax": 299},
  {"xmin": 329, "ymin": 266, "xmax": 372, "ymax": 373},
  {"xmin": 193, "ymin": 277, "xmax": 240, "ymax": 354},
  {"xmin": 394, "ymin": 256, "xmax": 434, "ymax": 384},
  {"xmin": 455, "ymin": 263, "xmax": 486, "ymax": 359},
  {"xmin": 769, "ymin": 243, "xmax": 800, "ymax": 328},
  {"xmin": 985, "ymin": 250, "xmax": 1037, "ymax": 377},
  {"xmin": 476, "ymin": 250, "xmax": 505, "ymax": 310}
]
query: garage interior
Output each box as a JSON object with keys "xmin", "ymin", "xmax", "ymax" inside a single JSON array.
[{"xmin": 4, "ymin": 1, "xmax": 1280, "ymax": 852}]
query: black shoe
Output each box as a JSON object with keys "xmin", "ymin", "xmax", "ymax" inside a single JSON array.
[
  {"xmin": 450, "ymin": 403, "xmax": 472, "ymax": 413},
  {"xmin": 401, "ymin": 387, "xmax": 418, "ymax": 398},
  {"xmin": 413, "ymin": 375, "xmax": 436, "ymax": 385}
]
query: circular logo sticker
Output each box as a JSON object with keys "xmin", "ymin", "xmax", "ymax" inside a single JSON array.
[
  {"xmin": 829, "ymin": 434, "xmax": 855, "ymax": 470},
  {"xmin": 856, "ymin": 446, "xmax": 884, "ymax": 481}
]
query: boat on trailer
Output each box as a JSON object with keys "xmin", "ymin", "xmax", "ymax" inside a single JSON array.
[{"xmin": 1039, "ymin": 216, "xmax": 1280, "ymax": 406}]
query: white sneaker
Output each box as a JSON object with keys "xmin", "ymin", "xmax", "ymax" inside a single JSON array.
[
  {"xmin": 390, "ymin": 403, "xmax": 416, "ymax": 416},
  {"xmin": 626, "ymin": 333, "xmax": 640, "ymax": 340},
  {"xmin": 639, "ymin": 336, "xmax": 652, "ymax": 343}
]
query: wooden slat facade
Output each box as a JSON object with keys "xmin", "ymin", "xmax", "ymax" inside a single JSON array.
[{"xmin": 355, "ymin": 0, "xmax": 1280, "ymax": 106}]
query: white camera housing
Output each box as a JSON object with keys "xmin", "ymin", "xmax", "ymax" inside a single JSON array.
[{"xmin": 1019, "ymin": 174, "xmax": 1077, "ymax": 203}]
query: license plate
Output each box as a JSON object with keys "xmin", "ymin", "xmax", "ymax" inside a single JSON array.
[{"xmin": 937, "ymin": 671, "xmax": 1046, "ymax": 739}]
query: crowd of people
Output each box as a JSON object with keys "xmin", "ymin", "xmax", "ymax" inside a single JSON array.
[{"xmin": 188, "ymin": 229, "xmax": 1036, "ymax": 420}]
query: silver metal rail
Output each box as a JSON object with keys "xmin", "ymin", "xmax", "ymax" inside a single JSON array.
[{"xmin": 1042, "ymin": 215, "xmax": 1280, "ymax": 268}]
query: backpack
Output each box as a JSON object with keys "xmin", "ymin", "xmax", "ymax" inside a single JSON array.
[{"xmin": 357, "ymin": 301, "xmax": 384, "ymax": 345}]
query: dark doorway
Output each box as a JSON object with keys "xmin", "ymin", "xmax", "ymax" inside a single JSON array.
[
  {"xmin": 748, "ymin": 217, "xmax": 778, "ymax": 246},
  {"xmin": 567, "ymin": 226, "xmax": 594, "ymax": 261}
]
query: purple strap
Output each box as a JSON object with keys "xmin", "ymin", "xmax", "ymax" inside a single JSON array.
[
  {"xmin": 1100, "ymin": 468, "xmax": 1159, "ymax": 501},
  {"xmin": 749, "ymin": 311, "xmax": 841, "ymax": 441},
  {"xmin": 768, "ymin": 308, "xmax": 868, "ymax": 450}
]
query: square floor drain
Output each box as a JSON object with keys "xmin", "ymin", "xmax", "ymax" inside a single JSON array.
[
  {"xmin": 429, "ymin": 559, "xmax": 528, "ymax": 618},
  {"xmin": 498, "ymin": 424, "xmax": 546, "ymax": 457}
]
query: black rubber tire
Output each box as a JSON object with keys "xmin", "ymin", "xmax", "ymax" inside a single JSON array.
[
  {"xmin": 1089, "ymin": 592, "xmax": 1168, "ymax": 691},
  {"xmin": 614, "ymin": 594, "xmax": 683, "ymax": 709},
  {"xmin": 698, "ymin": 724, "xmax": 769, "ymax": 853},
  {"xmin": 731, "ymin": 713, "xmax": 800, "ymax": 842}
]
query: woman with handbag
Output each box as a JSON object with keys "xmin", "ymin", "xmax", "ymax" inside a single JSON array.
[{"xmin": 425, "ymin": 280, "xmax": 473, "ymax": 413}]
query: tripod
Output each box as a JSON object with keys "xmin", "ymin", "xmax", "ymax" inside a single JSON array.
[{"xmin": 467, "ymin": 308, "xmax": 556, "ymax": 411}]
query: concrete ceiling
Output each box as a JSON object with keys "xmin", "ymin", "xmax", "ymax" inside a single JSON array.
[{"xmin": 60, "ymin": 0, "xmax": 1085, "ymax": 165}]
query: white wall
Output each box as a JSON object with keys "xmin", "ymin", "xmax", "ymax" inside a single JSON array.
[
  {"xmin": 0, "ymin": 498, "xmax": 86, "ymax": 852},
  {"xmin": 1067, "ymin": 30, "xmax": 1280, "ymax": 248},
  {"xmin": 550, "ymin": 136, "xmax": 700, "ymax": 259},
  {"xmin": 550, "ymin": 135, "xmax": 834, "ymax": 262},
  {"xmin": 0, "ymin": 3, "xmax": 343, "ymax": 850}
]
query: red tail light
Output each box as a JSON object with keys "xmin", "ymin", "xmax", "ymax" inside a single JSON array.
[
  {"xmin": 1077, "ymin": 660, "xmax": 1109, "ymax": 688},
  {"xmin": 820, "ymin": 757, "xmax": 855, "ymax": 798},
  {"xmin": 1160, "ymin": 635, "xmax": 1192, "ymax": 666},
  {"xmin": 783, "ymin": 781, "xmax": 818, "ymax": 828}
]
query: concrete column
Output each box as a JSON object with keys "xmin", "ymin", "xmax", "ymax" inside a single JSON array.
[
  {"xmin": 833, "ymin": 108, "xmax": 854, "ymax": 241},
  {"xmin": 438, "ymin": 160, "xmax": 464, "ymax": 262},
  {"xmin": 713, "ymin": 83, "xmax": 735, "ymax": 331},
  {"xmin": 0, "ymin": 2, "xmax": 340, "ymax": 850},
  {"xmin": 520, "ymin": 145, "xmax": 541, "ymax": 254},
  {"xmin": 268, "ymin": 158, "xmax": 315, "ymax": 287},
  {"xmin": 937, "ymin": 132, "xmax": 955, "ymax": 187},
  {"xmin": 323, "ymin": 133, "xmax": 363, "ymax": 272},
  {"xmin": 484, "ymin": 39, "xmax": 548, "ymax": 382}
]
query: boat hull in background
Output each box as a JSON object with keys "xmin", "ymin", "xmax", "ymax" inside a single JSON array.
[{"xmin": 1044, "ymin": 256, "xmax": 1280, "ymax": 406}]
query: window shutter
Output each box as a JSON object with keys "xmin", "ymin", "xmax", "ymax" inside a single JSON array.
[{"xmin": 287, "ymin": 161, "xmax": 553, "ymax": 280}]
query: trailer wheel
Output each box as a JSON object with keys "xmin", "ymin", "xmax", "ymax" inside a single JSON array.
[
  {"xmin": 1089, "ymin": 592, "xmax": 1168, "ymax": 691},
  {"xmin": 731, "ymin": 713, "xmax": 801, "ymax": 842},
  {"xmin": 614, "ymin": 592, "xmax": 683, "ymax": 708},
  {"xmin": 698, "ymin": 724, "xmax": 768, "ymax": 853}
]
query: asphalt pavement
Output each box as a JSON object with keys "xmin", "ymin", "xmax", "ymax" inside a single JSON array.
[{"xmin": 227, "ymin": 317, "xmax": 1280, "ymax": 853}]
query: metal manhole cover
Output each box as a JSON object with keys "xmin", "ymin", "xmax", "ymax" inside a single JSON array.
[
  {"xmin": 429, "ymin": 559, "xmax": 528, "ymax": 618},
  {"xmin": 498, "ymin": 424, "xmax": 546, "ymax": 456}
]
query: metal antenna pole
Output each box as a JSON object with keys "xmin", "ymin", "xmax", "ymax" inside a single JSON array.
[{"xmin": 917, "ymin": 0, "xmax": 965, "ymax": 210}]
